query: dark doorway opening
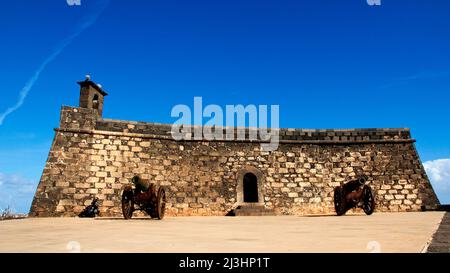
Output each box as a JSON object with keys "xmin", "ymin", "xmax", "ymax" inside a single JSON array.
[
  {"xmin": 92, "ymin": 94, "xmax": 99, "ymax": 110},
  {"xmin": 243, "ymin": 173, "xmax": 258, "ymax": 203}
]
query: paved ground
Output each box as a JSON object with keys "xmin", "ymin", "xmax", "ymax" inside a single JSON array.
[{"xmin": 0, "ymin": 212, "xmax": 445, "ymax": 253}]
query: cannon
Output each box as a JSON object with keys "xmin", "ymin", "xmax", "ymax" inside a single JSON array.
[
  {"xmin": 78, "ymin": 197, "xmax": 100, "ymax": 218},
  {"xmin": 333, "ymin": 176, "xmax": 375, "ymax": 216},
  {"xmin": 121, "ymin": 176, "xmax": 166, "ymax": 220}
]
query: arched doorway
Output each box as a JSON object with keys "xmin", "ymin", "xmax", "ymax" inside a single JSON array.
[
  {"xmin": 236, "ymin": 166, "xmax": 265, "ymax": 206},
  {"xmin": 243, "ymin": 173, "xmax": 258, "ymax": 203}
]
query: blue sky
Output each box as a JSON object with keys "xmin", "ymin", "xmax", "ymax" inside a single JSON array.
[{"xmin": 0, "ymin": 0, "xmax": 449, "ymax": 212}]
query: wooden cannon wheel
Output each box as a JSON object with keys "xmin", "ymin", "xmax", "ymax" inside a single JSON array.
[
  {"xmin": 121, "ymin": 187, "xmax": 135, "ymax": 220},
  {"xmin": 333, "ymin": 186, "xmax": 347, "ymax": 216},
  {"xmin": 148, "ymin": 186, "xmax": 166, "ymax": 220},
  {"xmin": 362, "ymin": 185, "xmax": 375, "ymax": 215},
  {"xmin": 156, "ymin": 187, "xmax": 166, "ymax": 220}
]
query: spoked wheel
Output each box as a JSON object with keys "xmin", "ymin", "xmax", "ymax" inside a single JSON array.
[
  {"xmin": 122, "ymin": 188, "xmax": 134, "ymax": 219},
  {"xmin": 362, "ymin": 185, "xmax": 375, "ymax": 215},
  {"xmin": 148, "ymin": 208, "xmax": 158, "ymax": 219},
  {"xmin": 334, "ymin": 186, "xmax": 347, "ymax": 216},
  {"xmin": 156, "ymin": 187, "xmax": 167, "ymax": 220}
]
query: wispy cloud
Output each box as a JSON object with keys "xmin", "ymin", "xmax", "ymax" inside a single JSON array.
[
  {"xmin": 0, "ymin": 132, "xmax": 37, "ymax": 141},
  {"xmin": 0, "ymin": 142, "xmax": 52, "ymax": 213},
  {"xmin": 396, "ymin": 70, "xmax": 450, "ymax": 81},
  {"xmin": 0, "ymin": 172, "xmax": 36, "ymax": 213},
  {"xmin": 0, "ymin": 0, "xmax": 110, "ymax": 126},
  {"xmin": 424, "ymin": 158, "xmax": 450, "ymax": 204},
  {"xmin": 379, "ymin": 70, "xmax": 450, "ymax": 89}
]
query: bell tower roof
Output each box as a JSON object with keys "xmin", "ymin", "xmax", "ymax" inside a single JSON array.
[{"xmin": 77, "ymin": 75, "xmax": 108, "ymax": 96}]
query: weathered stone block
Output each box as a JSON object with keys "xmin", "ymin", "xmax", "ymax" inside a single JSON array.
[
  {"xmin": 96, "ymin": 172, "xmax": 107, "ymax": 178},
  {"xmin": 56, "ymin": 182, "xmax": 70, "ymax": 187},
  {"xmin": 105, "ymin": 177, "xmax": 116, "ymax": 183},
  {"xmin": 102, "ymin": 200, "xmax": 115, "ymax": 207},
  {"xmin": 74, "ymin": 183, "xmax": 91, "ymax": 189},
  {"xmin": 394, "ymin": 194, "xmax": 405, "ymax": 200},
  {"xmin": 140, "ymin": 142, "xmax": 151, "ymax": 147},
  {"xmin": 95, "ymin": 183, "xmax": 107, "ymax": 189},
  {"xmin": 93, "ymin": 144, "xmax": 104, "ymax": 149},
  {"xmin": 132, "ymin": 147, "xmax": 142, "ymax": 152},
  {"xmin": 385, "ymin": 195, "xmax": 394, "ymax": 200},
  {"xmin": 407, "ymin": 194, "xmax": 417, "ymax": 199}
]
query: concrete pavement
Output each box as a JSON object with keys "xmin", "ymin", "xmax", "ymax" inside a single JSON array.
[{"xmin": 0, "ymin": 212, "xmax": 445, "ymax": 253}]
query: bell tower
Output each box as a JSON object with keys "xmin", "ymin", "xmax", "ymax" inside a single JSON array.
[{"xmin": 77, "ymin": 75, "xmax": 108, "ymax": 117}]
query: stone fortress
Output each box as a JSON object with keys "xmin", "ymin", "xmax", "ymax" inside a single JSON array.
[{"xmin": 30, "ymin": 77, "xmax": 440, "ymax": 217}]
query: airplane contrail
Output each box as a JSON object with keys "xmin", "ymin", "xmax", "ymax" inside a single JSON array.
[{"xmin": 0, "ymin": 0, "xmax": 110, "ymax": 125}]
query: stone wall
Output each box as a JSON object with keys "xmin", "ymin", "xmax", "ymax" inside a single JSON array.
[{"xmin": 29, "ymin": 106, "xmax": 439, "ymax": 217}]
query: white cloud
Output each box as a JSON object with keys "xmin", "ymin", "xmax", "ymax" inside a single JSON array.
[
  {"xmin": 0, "ymin": 172, "xmax": 37, "ymax": 214},
  {"xmin": 424, "ymin": 159, "xmax": 450, "ymax": 204}
]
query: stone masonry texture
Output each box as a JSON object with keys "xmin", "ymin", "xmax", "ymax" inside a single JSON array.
[{"xmin": 29, "ymin": 86, "xmax": 440, "ymax": 217}]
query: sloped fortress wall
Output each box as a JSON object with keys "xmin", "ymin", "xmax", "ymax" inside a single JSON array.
[{"xmin": 29, "ymin": 81, "xmax": 439, "ymax": 217}]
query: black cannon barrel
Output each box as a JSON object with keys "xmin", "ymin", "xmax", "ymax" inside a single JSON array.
[
  {"xmin": 131, "ymin": 176, "xmax": 151, "ymax": 191},
  {"xmin": 343, "ymin": 176, "xmax": 368, "ymax": 192}
]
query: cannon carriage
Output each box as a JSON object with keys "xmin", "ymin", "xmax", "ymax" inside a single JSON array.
[
  {"xmin": 333, "ymin": 176, "xmax": 375, "ymax": 216},
  {"xmin": 121, "ymin": 176, "xmax": 166, "ymax": 220}
]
